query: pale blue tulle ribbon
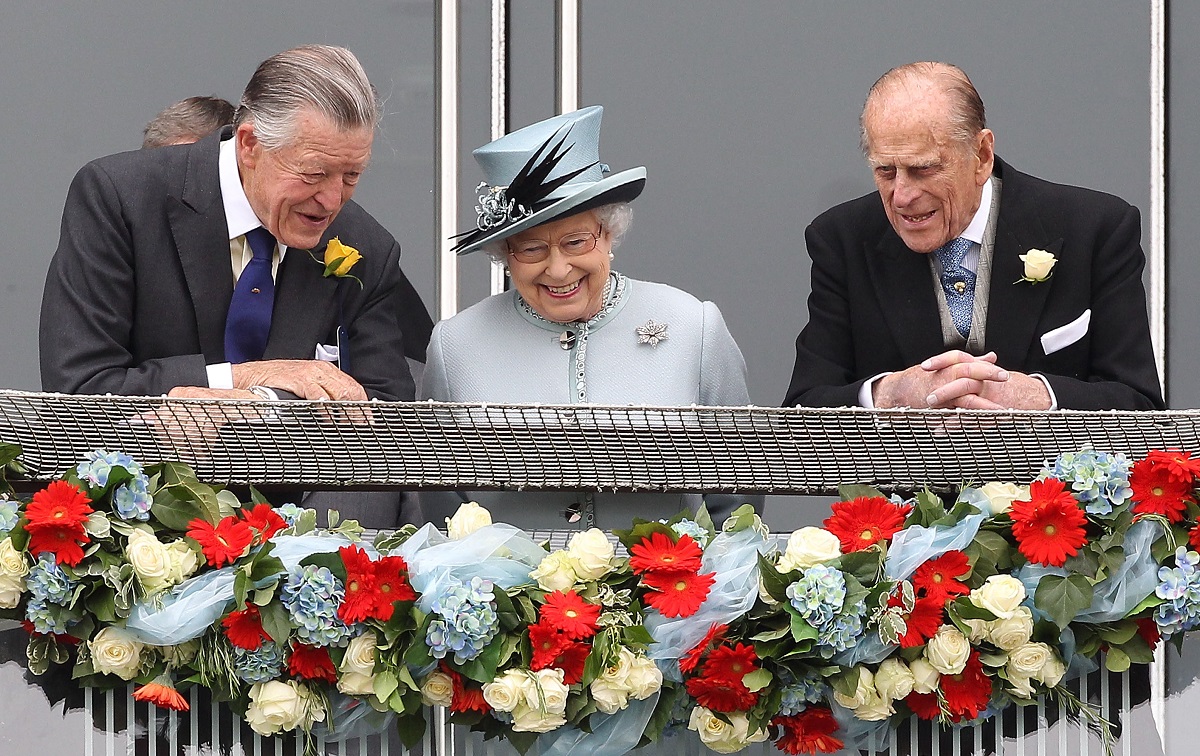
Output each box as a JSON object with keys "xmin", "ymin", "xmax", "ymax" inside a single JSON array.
[{"xmin": 535, "ymin": 693, "xmax": 660, "ymax": 756}]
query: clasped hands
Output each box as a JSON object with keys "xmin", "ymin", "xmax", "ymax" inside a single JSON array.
[{"xmin": 871, "ymin": 350, "xmax": 1051, "ymax": 410}]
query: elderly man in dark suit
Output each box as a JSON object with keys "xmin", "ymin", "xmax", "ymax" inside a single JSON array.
[
  {"xmin": 784, "ymin": 61, "xmax": 1163, "ymax": 411},
  {"xmin": 40, "ymin": 45, "xmax": 432, "ymax": 526}
]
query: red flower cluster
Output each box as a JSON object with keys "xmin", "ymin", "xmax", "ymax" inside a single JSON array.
[
  {"xmin": 1009, "ymin": 478, "xmax": 1088, "ymax": 566},
  {"xmin": 892, "ymin": 594, "xmax": 944, "ymax": 648},
  {"xmin": 772, "ymin": 706, "xmax": 844, "ymax": 754},
  {"xmin": 529, "ymin": 590, "xmax": 596, "ymax": 684},
  {"xmin": 904, "ymin": 651, "xmax": 993, "ymax": 723},
  {"xmin": 630, "ymin": 531, "xmax": 715, "ymax": 618},
  {"xmin": 187, "ymin": 516, "xmax": 254, "ymax": 568},
  {"xmin": 1130, "ymin": 452, "xmax": 1197, "ymax": 523},
  {"xmin": 241, "ymin": 504, "xmax": 287, "ymax": 544},
  {"xmin": 222, "ymin": 604, "xmax": 272, "ymax": 650},
  {"xmin": 337, "ymin": 544, "xmax": 417, "ymax": 624},
  {"xmin": 442, "ymin": 664, "xmax": 490, "ymax": 713},
  {"xmin": 912, "ymin": 550, "xmax": 970, "ymax": 602},
  {"xmin": 679, "ymin": 623, "xmax": 727, "ymax": 674},
  {"xmin": 823, "ymin": 496, "xmax": 912, "ymax": 553},
  {"xmin": 25, "ymin": 480, "xmax": 94, "ymax": 566},
  {"xmin": 682, "ymin": 641, "xmax": 760, "ymax": 713},
  {"xmin": 288, "ymin": 641, "xmax": 338, "ymax": 683}
]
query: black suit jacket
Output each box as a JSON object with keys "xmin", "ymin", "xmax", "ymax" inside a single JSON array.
[
  {"xmin": 40, "ymin": 129, "xmax": 428, "ymax": 401},
  {"xmin": 784, "ymin": 159, "xmax": 1163, "ymax": 410}
]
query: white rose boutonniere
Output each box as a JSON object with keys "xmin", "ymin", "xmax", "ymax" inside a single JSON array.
[{"xmin": 1017, "ymin": 248, "xmax": 1056, "ymax": 283}]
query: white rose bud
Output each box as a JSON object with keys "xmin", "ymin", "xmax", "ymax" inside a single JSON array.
[
  {"xmin": 165, "ymin": 540, "xmax": 199, "ymax": 585},
  {"xmin": 511, "ymin": 703, "xmax": 566, "ymax": 733},
  {"xmin": 777, "ymin": 527, "xmax": 842, "ymax": 573},
  {"xmin": 688, "ymin": 707, "xmax": 768, "ymax": 754},
  {"xmin": 533, "ymin": 668, "xmax": 569, "ymax": 715},
  {"xmin": 874, "ymin": 657, "xmax": 916, "ymax": 703},
  {"xmin": 446, "ymin": 502, "xmax": 492, "ymax": 539},
  {"xmin": 855, "ymin": 695, "xmax": 895, "ymax": 721},
  {"xmin": 338, "ymin": 632, "xmax": 378, "ymax": 696},
  {"xmin": 978, "ymin": 482, "xmax": 1030, "ymax": 516},
  {"xmin": 833, "ymin": 667, "xmax": 876, "ymax": 709},
  {"xmin": 1020, "ymin": 248, "xmax": 1057, "ymax": 281},
  {"xmin": 624, "ymin": 655, "xmax": 663, "ymax": 700},
  {"xmin": 0, "ymin": 537, "xmax": 29, "ymax": 579},
  {"xmin": 0, "ymin": 574, "xmax": 23, "ymax": 609},
  {"xmin": 565, "ymin": 529, "xmax": 615, "ymax": 581},
  {"xmin": 530, "ymin": 550, "xmax": 579, "ymax": 593},
  {"xmin": 90, "ymin": 627, "xmax": 145, "ymax": 680},
  {"xmin": 963, "ymin": 618, "xmax": 990, "ymax": 644},
  {"xmin": 909, "ymin": 657, "xmax": 941, "ymax": 694},
  {"xmin": 925, "ymin": 625, "xmax": 971, "ymax": 676},
  {"xmin": 1038, "ymin": 653, "xmax": 1067, "ymax": 688},
  {"xmin": 126, "ymin": 529, "xmax": 175, "ymax": 596},
  {"xmin": 987, "ymin": 606, "xmax": 1035, "ymax": 651},
  {"xmin": 245, "ymin": 680, "xmax": 324, "ymax": 736},
  {"xmin": 589, "ymin": 677, "xmax": 629, "ymax": 714},
  {"xmin": 1008, "ymin": 642, "xmax": 1054, "ymax": 679},
  {"xmin": 420, "ymin": 670, "xmax": 455, "ymax": 707},
  {"xmin": 483, "ymin": 670, "xmax": 526, "ymax": 713},
  {"xmin": 1008, "ymin": 673, "xmax": 1037, "ymax": 699},
  {"xmin": 970, "ymin": 574, "xmax": 1027, "ymax": 619}
]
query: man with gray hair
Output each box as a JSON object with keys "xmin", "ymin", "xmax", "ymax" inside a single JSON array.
[
  {"xmin": 142, "ymin": 95, "xmax": 236, "ymax": 148},
  {"xmin": 784, "ymin": 61, "xmax": 1162, "ymax": 411},
  {"xmin": 40, "ymin": 45, "xmax": 431, "ymax": 525}
]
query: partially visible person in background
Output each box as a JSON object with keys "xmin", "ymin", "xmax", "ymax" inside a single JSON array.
[{"xmin": 142, "ymin": 95, "xmax": 236, "ymax": 148}]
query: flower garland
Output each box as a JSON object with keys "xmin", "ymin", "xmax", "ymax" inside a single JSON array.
[{"xmin": 0, "ymin": 445, "xmax": 1197, "ymax": 754}]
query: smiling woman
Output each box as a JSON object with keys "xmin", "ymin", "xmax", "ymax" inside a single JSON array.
[{"xmin": 419, "ymin": 106, "xmax": 758, "ymax": 530}]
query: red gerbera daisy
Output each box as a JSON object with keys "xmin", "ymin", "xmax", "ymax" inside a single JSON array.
[
  {"xmin": 905, "ymin": 691, "xmax": 942, "ymax": 720},
  {"xmin": 551, "ymin": 641, "xmax": 591, "ymax": 685},
  {"xmin": 685, "ymin": 673, "xmax": 758, "ymax": 712},
  {"xmin": 222, "ymin": 605, "xmax": 272, "ymax": 650},
  {"xmin": 700, "ymin": 642, "xmax": 759, "ymax": 684},
  {"xmin": 680, "ymin": 623, "xmax": 727, "ymax": 674},
  {"xmin": 338, "ymin": 544, "xmax": 378, "ymax": 623},
  {"xmin": 1009, "ymin": 479, "xmax": 1089, "ymax": 566},
  {"xmin": 288, "ymin": 641, "xmax": 337, "ymax": 683},
  {"xmin": 240, "ymin": 504, "xmax": 287, "ymax": 543},
  {"xmin": 445, "ymin": 665, "xmax": 491, "ymax": 713},
  {"xmin": 132, "ymin": 679, "xmax": 190, "ymax": 712},
  {"xmin": 911, "ymin": 550, "xmax": 971, "ymax": 602},
  {"xmin": 540, "ymin": 590, "xmax": 601, "ymax": 639},
  {"xmin": 28, "ymin": 525, "xmax": 89, "ymax": 566},
  {"xmin": 26, "ymin": 480, "xmax": 94, "ymax": 531},
  {"xmin": 1130, "ymin": 458, "xmax": 1193, "ymax": 522},
  {"xmin": 940, "ymin": 651, "xmax": 993, "ymax": 722},
  {"xmin": 642, "ymin": 569, "xmax": 716, "ymax": 618},
  {"xmin": 629, "ymin": 531, "xmax": 704, "ymax": 575},
  {"xmin": 371, "ymin": 555, "xmax": 417, "ymax": 620},
  {"xmin": 1136, "ymin": 617, "xmax": 1162, "ymax": 651},
  {"xmin": 187, "ymin": 516, "xmax": 254, "ymax": 568},
  {"xmin": 822, "ymin": 496, "xmax": 913, "ymax": 553},
  {"xmin": 20, "ymin": 620, "xmax": 81, "ymax": 644},
  {"xmin": 894, "ymin": 595, "xmax": 944, "ymax": 648},
  {"xmin": 772, "ymin": 706, "xmax": 844, "ymax": 755},
  {"xmin": 1145, "ymin": 450, "xmax": 1200, "ymax": 484},
  {"xmin": 529, "ymin": 621, "xmax": 570, "ymax": 670}
]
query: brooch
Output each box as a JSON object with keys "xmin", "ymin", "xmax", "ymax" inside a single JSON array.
[{"xmin": 636, "ymin": 320, "xmax": 669, "ymax": 346}]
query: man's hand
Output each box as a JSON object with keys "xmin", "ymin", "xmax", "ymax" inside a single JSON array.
[
  {"xmin": 873, "ymin": 350, "xmax": 1052, "ymax": 409},
  {"xmin": 232, "ymin": 360, "xmax": 368, "ymax": 401}
]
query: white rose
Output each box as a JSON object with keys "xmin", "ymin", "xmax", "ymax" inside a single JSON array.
[
  {"xmin": 874, "ymin": 658, "xmax": 915, "ymax": 703},
  {"xmin": 978, "ymin": 482, "xmax": 1030, "ymax": 516},
  {"xmin": 165, "ymin": 540, "xmax": 199, "ymax": 585},
  {"xmin": 987, "ymin": 606, "xmax": 1034, "ymax": 651},
  {"xmin": 833, "ymin": 667, "xmax": 876, "ymax": 709},
  {"xmin": 963, "ymin": 618, "xmax": 990, "ymax": 644},
  {"xmin": 511, "ymin": 703, "xmax": 566, "ymax": 733},
  {"xmin": 483, "ymin": 670, "xmax": 526, "ymax": 712},
  {"xmin": 624, "ymin": 655, "xmax": 663, "ymax": 699},
  {"xmin": 0, "ymin": 574, "xmax": 24, "ymax": 609},
  {"xmin": 1038, "ymin": 653, "xmax": 1067, "ymax": 688},
  {"xmin": 159, "ymin": 639, "xmax": 199, "ymax": 667},
  {"xmin": 126, "ymin": 529, "xmax": 175, "ymax": 596},
  {"xmin": 245, "ymin": 680, "xmax": 324, "ymax": 736},
  {"xmin": 925, "ymin": 625, "xmax": 970, "ymax": 676},
  {"xmin": 909, "ymin": 658, "xmax": 941, "ymax": 694},
  {"xmin": 420, "ymin": 670, "xmax": 455, "ymax": 707},
  {"xmin": 565, "ymin": 529, "xmax": 615, "ymax": 581},
  {"xmin": 1020, "ymin": 248, "xmax": 1057, "ymax": 281},
  {"xmin": 338, "ymin": 632, "xmax": 378, "ymax": 696},
  {"xmin": 589, "ymin": 677, "xmax": 629, "ymax": 714},
  {"xmin": 90, "ymin": 627, "xmax": 145, "ymax": 680},
  {"xmin": 1008, "ymin": 642, "xmax": 1053, "ymax": 679},
  {"xmin": 688, "ymin": 707, "xmax": 768, "ymax": 754},
  {"xmin": 530, "ymin": 551, "xmax": 579, "ymax": 593},
  {"xmin": 855, "ymin": 695, "xmax": 895, "ymax": 721},
  {"xmin": 777, "ymin": 527, "xmax": 842, "ymax": 573},
  {"xmin": 970, "ymin": 575, "xmax": 1027, "ymax": 619},
  {"xmin": 1008, "ymin": 673, "xmax": 1037, "ymax": 699},
  {"xmin": 598, "ymin": 646, "xmax": 635, "ymax": 688},
  {"xmin": 525, "ymin": 668, "xmax": 569, "ymax": 715},
  {"xmin": 0, "ymin": 537, "xmax": 28, "ymax": 579},
  {"xmin": 446, "ymin": 502, "xmax": 492, "ymax": 539}
]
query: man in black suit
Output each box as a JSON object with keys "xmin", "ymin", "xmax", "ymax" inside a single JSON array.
[
  {"xmin": 784, "ymin": 62, "xmax": 1163, "ymax": 411},
  {"xmin": 40, "ymin": 45, "xmax": 432, "ymax": 526}
]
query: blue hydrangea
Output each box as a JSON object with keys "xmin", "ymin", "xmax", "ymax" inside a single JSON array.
[
  {"xmin": 275, "ymin": 503, "xmax": 305, "ymax": 527},
  {"xmin": 1047, "ymin": 449, "xmax": 1132, "ymax": 516},
  {"xmin": 786, "ymin": 564, "xmax": 846, "ymax": 628},
  {"xmin": 233, "ymin": 640, "xmax": 286, "ymax": 683},
  {"xmin": 24, "ymin": 554, "xmax": 77, "ymax": 634},
  {"xmin": 76, "ymin": 449, "xmax": 141, "ymax": 489},
  {"xmin": 817, "ymin": 609, "xmax": 865, "ymax": 657},
  {"xmin": 0, "ymin": 498, "xmax": 19, "ymax": 535},
  {"xmin": 1155, "ymin": 547, "xmax": 1200, "ymax": 638},
  {"xmin": 669, "ymin": 519, "xmax": 711, "ymax": 548},
  {"xmin": 281, "ymin": 565, "xmax": 353, "ymax": 647},
  {"xmin": 112, "ymin": 475, "xmax": 154, "ymax": 521},
  {"xmin": 425, "ymin": 576, "xmax": 499, "ymax": 664},
  {"xmin": 25, "ymin": 597, "xmax": 70, "ymax": 635},
  {"xmin": 776, "ymin": 668, "xmax": 827, "ymax": 717}
]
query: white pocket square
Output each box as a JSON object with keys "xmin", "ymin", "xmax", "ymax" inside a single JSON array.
[
  {"xmin": 315, "ymin": 343, "xmax": 340, "ymax": 362},
  {"xmin": 1040, "ymin": 309, "xmax": 1090, "ymax": 355}
]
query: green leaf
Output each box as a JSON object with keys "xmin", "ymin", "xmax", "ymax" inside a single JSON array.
[
  {"xmin": 373, "ymin": 669, "xmax": 399, "ymax": 702},
  {"xmin": 838, "ymin": 484, "xmax": 885, "ymax": 502},
  {"xmin": 910, "ymin": 488, "xmax": 946, "ymax": 528},
  {"xmin": 151, "ymin": 493, "xmax": 204, "ymax": 532},
  {"xmin": 300, "ymin": 551, "xmax": 346, "ymax": 580},
  {"xmin": 622, "ymin": 624, "xmax": 654, "ymax": 645},
  {"xmin": 833, "ymin": 550, "xmax": 883, "ymax": 585},
  {"xmin": 1096, "ymin": 621, "xmax": 1139, "ymax": 646},
  {"xmin": 1105, "ymin": 646, "xmax": 1131, "ymax": 673},
  {"xmin": 742, "ymin": 668, "xmax": 772, "ymax": 693},
  {"xmin": 964, "ymin": 530, "xmax": 1012, "ymax": 581},
  {"xmin": 757, "ymin": 553, "xmax": 792, "ymax": 603},
  {"xmin": 830, "ymin": 667, "xmax": 861, "ymax": 699},
  {"xmin": 721, "ymin": 504, "xmax": 760, "ymax": 533},
  {"xmin": 1063, "ymin": 547, "xmax": 1101, "ymax": 580},
  {"xmin": 395, "ymin": 711, "xmax": 427, "ymax": 750},
  {"xmin": 1035, "ymin": 574, "xmax": 1094, "ymax": 629},
  {"xmin": 257, "ymin": 601, "xmax": 290, "ymax": 646},
  {"xmin": 789, "ymin": 612, "xmax": 819, "ymax": 642}
]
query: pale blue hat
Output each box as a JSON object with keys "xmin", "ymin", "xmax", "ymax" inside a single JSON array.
[{"xmin": 452, "ymin": 105, "xmax": 646, "ymax": 254}]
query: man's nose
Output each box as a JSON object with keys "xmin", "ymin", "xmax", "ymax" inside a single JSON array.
[{"xmin": 892, "ymin": 174, "xmax": 921, "ymax": 207}]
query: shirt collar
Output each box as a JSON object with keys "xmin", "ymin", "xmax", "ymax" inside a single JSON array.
[
  {"xmin": 959, "ymin": 177, "xmax": 994, "ymax": 246},
  {"xmin": 219, "ymin": 137, "xmax": 289, "ymax": 253}
]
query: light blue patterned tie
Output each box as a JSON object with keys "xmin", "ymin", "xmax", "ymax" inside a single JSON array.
[{"xmin": 934, "ymin": 237, "xmax": 976, "ymax": 339}]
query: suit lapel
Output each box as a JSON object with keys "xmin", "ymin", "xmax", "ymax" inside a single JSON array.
[
  {"xmin": 866, "ymin": 234, "xmax": 946, "ymax": 365},
  {"xmin": 265, "ymin": 240, "xmax": 338, "ymax": 360}
]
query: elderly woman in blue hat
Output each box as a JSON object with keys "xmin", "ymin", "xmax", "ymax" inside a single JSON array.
[{"xmin": 420, "ymin": 106, "xmax": 753, "ymax": 530}]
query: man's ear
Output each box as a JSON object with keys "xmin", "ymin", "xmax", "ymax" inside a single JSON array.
[
  {"xmin": 975, "ymin": 128, "xmax": 995, "ymax": 185},
  {"xmin": 235, "ymin": 123, "xmax": 260, "ymax": 169}
]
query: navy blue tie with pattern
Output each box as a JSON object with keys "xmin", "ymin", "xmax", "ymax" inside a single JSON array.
[
  {"xmin": 224, "ymin": 227, "xmax": 276, "ymax": 363},
  {"xmin": 934, "ymin": 237, "xmax": 976, "ymax": 339}
]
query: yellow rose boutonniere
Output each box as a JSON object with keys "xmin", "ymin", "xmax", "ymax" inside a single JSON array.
[
  {"xmin": 1016, "ymin": 248, "xmax": 1056, "ymax": 284},
  {"xmin": 313, "ymin": 237, "xmax": 363, "ymax": 287}
]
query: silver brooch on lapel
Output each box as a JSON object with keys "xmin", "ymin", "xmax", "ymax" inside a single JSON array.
[{"xmin": 636, "ymin": 320, "xmax": 669, "ymax": 346}]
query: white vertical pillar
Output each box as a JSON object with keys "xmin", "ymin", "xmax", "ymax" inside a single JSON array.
[
  {"xmin": 489, "ymin": 0, "xmax": 509, "ymax": 296},
  {"xmin": 435, "ymin": 0, "xmax": 460, "ymax": 321},
  {"xmin": 555, "ymin": 0, "xmax": 581, "ymax": 114}
]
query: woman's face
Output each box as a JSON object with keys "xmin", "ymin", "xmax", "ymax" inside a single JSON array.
[{"xmin": 505, "ymin": 210, "xmax": 612, "ymax": 323}]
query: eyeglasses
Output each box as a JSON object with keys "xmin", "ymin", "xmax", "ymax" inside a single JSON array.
[{"xmin": 506, "ymin": 226, "xmax": 603, "ymax": 264}]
